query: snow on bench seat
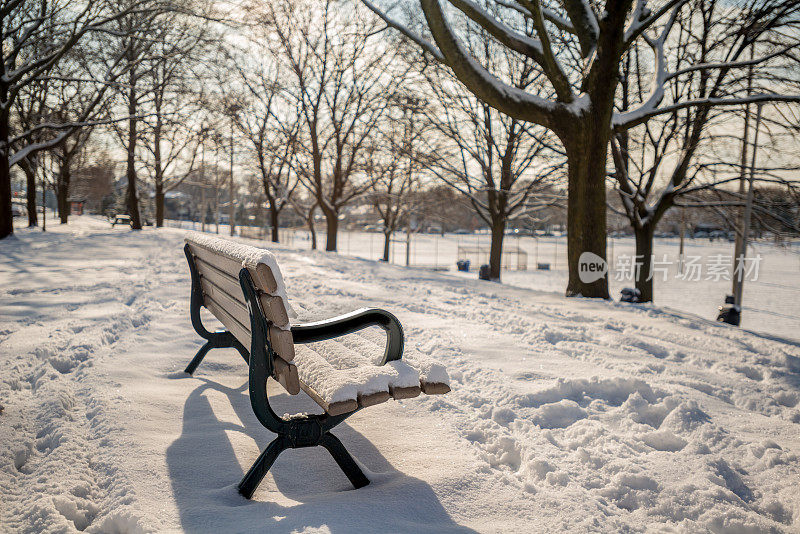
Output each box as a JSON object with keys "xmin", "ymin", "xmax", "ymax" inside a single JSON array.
[{"xmin": 293, "ymin": 333, "xmax": 449, "ymax": 416}]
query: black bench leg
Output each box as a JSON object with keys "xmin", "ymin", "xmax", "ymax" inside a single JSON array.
[
  {"xmin": 185, "ymin": 342, "xmax": 212, "ymax": 374},
  {"xmin": 238, "ymin": 436, "xmax": 289, "ymax": 499},
  {"xmin": 319, "ymin": 433, "xmax": 370, "ymax": 490}
]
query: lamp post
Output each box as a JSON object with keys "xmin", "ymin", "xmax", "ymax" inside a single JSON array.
[
  {"xmin": 720, "ymin": 101, "xmax": 764, "ymax": 326},
  {"xmin": 733, "ymin": 102, "xmax": 763, "ymax": 309},
  {"xmin": 394, "ymin": 93, "xmax": 423, "ymax": 267}
]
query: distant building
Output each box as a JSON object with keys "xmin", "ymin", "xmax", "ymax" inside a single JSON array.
[{"xmin": 68, "ymin": 197, "xmax": 86, "ymax": 215}]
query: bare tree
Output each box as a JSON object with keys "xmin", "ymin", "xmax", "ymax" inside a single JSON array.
[
  {"xmin": 47, "ymin": 49, "xmax": 119, "ymax": 225},
  {"xmin": 228, "ymin": 42, "xmax": 301, "ymax": 242},
  {"xmin": 105, "ymin": 0, "xmax": 179, "ymax": 230},
  {"xmin": 367, "ymin": 94, "xmax": 429, "ymax": 262},
  {"xmin": 14, "ymin": 76, "xmax": 49, "ymax": 227},
  {"xmin": 139, "ymin": 10, "xmax": 210, "ymax": 227},
  {"xmin": 0, "ymin": 0, "xmax": 151, "ymax": 238},
  {"xmin": 361, "ymin": 0, "xmax": 800, "ymax": 298},
  {"xmin": 288, "ymin": 193, "xmax": 319, "ymax": 250},
  {"xmin": 420, "ymin": 33, "xmax": 560, "ymax": 280},
  {"xmin": 610, "ymin": 0, "xmax": 800, "ymax": 302},
  {"xmin": 255, "ymin": 0, "xmax": 405, "ymax": 251}
]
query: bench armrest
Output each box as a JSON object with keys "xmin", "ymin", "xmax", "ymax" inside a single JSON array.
[{"xmin": 291, "ymin": 308, "xmax": 404, "ymax": 365}]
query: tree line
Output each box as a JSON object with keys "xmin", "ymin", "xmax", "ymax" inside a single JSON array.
[{"xmin": 1, "ymin": 0, "xmax": 798, "ymax": 304}]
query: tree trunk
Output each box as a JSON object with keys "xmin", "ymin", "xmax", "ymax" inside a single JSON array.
[
  {"xmin": 155, "ymin": 183, "xmax": 164, "ymax": 228},
  {"xmin": 489, "ymin": 217, "xmax": 505, "ymax": 281},
  {"xmin": 24, "ymin": 161, "xmax": 37, "ymax": 227},
  {"xmin": 633, "ymin": 223, "xmax": 655, "ymax": 303},
  {"xmin": 382, "ymin": 230, "xmax": 391, "ymax": 262},
  {"xmin": 268, "ymin": 199, "xmax": 280, "ymax": 243},
  {"xmin": 563, "ymin": 126, "xmax": 610, "ymax": 299},
  {"xmin": 0, "ymin": 105, "xmax": 12, "ymax": 239},
  {"xmin": 307, "ymin": 212, "xmax": 317, "ymax": 250},
  {"xmin": 321, "ymin": 204, "xmax": 338, "ymax": 251},
  {"xmin": 57, "ymin": 157, "xmax": 71, "ymax": 224},
  {"xmin": 126, "ymin": 70, "xmax": 141, "ymax": 230}
]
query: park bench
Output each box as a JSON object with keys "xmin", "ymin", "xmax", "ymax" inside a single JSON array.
[
  {"xmin": 111, "ymin": 214, "xmax": 131, "ymax": 227},
  {"xmin": 182, "ymin": 233, "xmax": 450, "ymax": 498}
]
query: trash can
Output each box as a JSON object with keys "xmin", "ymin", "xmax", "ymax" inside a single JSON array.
[
  {"xmin": 716, "ymin": 295, "xmax": 741, "ymax": 326},
  {"xmin": 620, "ymin": 287, "xmax": 641, "ymax": 303},
  {"xmin": 478, "ymin": 264, "xmax": 492, "ymax": 281},
  {"xmin": 456, "ymin": 259, "xmax": 470, "ymax": 272}
]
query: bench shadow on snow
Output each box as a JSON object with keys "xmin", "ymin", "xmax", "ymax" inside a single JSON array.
[{"xmin": 167, "ymin": 376, "xmax": 474, "ymax": 533}]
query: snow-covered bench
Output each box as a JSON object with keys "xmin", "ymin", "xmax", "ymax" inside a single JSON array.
[{"xmin": 182, "ymin": 233, "xmax": 450, "ymax": 498}]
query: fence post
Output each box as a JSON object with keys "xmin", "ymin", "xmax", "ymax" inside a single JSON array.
[
  {"xmin": 554, "ymin": 238, "xmax": 558, "ymax": 269},
  {"xmin": 434, "ymin": 234, "xmax": 438, "ymax": 269}
]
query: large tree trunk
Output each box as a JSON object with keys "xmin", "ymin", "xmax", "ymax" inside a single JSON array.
[
  {"xmin": 155, "ymin": 183, "xmax": 164, "ymax": 228},
  {"xmin": 126, "ymin": 70, "xmax": 141, "ymax": 230},
  {"xmin": 24, "ymin": 160, "xmax": 37, "ymax": 227},
  {"xmin": 57, "ymin": 156, "xmax": 71, "ymax": 224},
  {"xmin": 321, "ymin": 204, "xmax": 338, "ymax": 251},
  {"xmin": 268, "ymin": 198, "xmax": 280, "ymax": 243},
  {"xmin": 382, "ymin": 230, "xmax": 391, "ymax": 262},
  {"xmin": 0, "ymin": 104, "xmax": 12, "ymax": 239},
  {"xmin": 633, "ymin": 223, "xmax": 655, "ymax": 303},
  {"xmin": 489, "ymin": 216, "xmax": 505, "ymax": 281},
  {"xmin": 563, "ymin": 125, "xmax": 610, "ymax": 299}
]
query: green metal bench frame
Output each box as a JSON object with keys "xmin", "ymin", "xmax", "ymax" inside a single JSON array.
[{"xmin": 183, "ymin": 245, "xmax": 405, "ymax": 499}]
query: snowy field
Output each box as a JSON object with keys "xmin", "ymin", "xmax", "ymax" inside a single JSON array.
[
  {"xmin": 2, "ymin": 215, "xmax": 800, "ymax": 532},
  {"xmin": 168, "ymin": 220, "xmax": 800, "ymax": 341}
]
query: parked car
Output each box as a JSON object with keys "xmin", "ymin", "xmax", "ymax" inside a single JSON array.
[
  {"xmin": 709, "ymin": 230, "xmax": 727, "ymax": 240},
  {"xmin": 11, "ymin": 204, "xmax": 24, "ymax": 218}
]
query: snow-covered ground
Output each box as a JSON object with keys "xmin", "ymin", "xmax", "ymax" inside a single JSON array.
[
  {"xmin": 168, "ymin": 220, "xmax": 800, "ymax": 340},
  {"xmin": 2, "ymin": 215, "xmax": 800, "ymax": 532}
]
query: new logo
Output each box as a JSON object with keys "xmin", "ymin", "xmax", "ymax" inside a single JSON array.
[{"xmin": 578, "ymin": 252, "xmax": 608, "ymax": 283}]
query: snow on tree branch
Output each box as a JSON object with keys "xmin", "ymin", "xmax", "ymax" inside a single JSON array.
[{"xmin": 615, "ymin": 94, "xmax": 800, "ymax": 130}]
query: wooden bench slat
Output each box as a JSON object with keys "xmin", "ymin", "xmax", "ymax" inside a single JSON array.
[
  {"xmin": 268, "ymin": 326, "xmax": 295, "ymax": 363},
  {"xmin": 202, "ymin": 295, "xmax": 299, "ymax": 394},
  {"xmin": 203, "ymin": 293, "xmax": 250, "ymax": 345},
  {"xmin": 357, "ymin": 391, "xmax": 391, "ymax": 408},
  {"xmin": 258, "ymin": 294, "xmax": 289, "ymax": 329},
  {"xmin": 251, "ymin": 263, "xmax": 279, "ymax": 295},
  {"xmin": 273, "ymin": 355, "xmax": 301, "ymax": 395},
  {"xmin": 420, "ymin": 382, "xmax": 451, "ymax": 395},
  {"xmin": 195, "ymin": 258, "xmax": 246, "ymax": 303},
  {"xmin": 188, "ymin": 243, "xmax": 245, "ymax": 281},
  {"xmin": 188, "ymin": 241, "xmax": 279, "ymax": 294},
  {"xmin": 389, "ymin": 385, "xmax": 421, "ymax": 400},
  {"xmin": 299, "ymin": 382, "xmax": 358, "ymax": 416},
  {"xmin": 200, "ymin": 278, "xmax": 251, "ymax": 328}
]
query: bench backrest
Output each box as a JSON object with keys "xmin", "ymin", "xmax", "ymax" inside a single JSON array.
[{"xmin": 184, "ymin": 233, "xmax": 300, "ymax": 394}]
